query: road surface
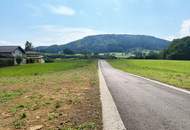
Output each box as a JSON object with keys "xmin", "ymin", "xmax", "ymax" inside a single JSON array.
[{"xmin": 99, "ymin": 60, "xmax": 190, "ymax": 130}]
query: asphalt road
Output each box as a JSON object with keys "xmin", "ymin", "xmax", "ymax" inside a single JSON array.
[{"xmin": 99, "ymin": 60, "xmax": 190, "ymax": 130}]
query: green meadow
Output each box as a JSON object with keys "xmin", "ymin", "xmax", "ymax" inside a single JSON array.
[
  {"xmin": 0, "ymin": 59, "xmax": 91, "ymax": 77},
  {"xmin": 108, "ymin": 59, "xmax": 190, "ymax": 89}
]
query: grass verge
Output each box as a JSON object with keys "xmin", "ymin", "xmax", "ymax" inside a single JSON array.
[{"xmin": 108, "ymin": 59, "xmax": 190, "ymax": 89}]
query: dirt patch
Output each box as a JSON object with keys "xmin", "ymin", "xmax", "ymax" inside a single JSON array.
[{"xmin": 0, "ymin": 61, "xmax": 102, "ymax": 130}]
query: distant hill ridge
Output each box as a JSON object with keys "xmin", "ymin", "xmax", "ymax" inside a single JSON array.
[{"xmin": 35, "ymin": 34, "xmax": 170, "ymax": 53}]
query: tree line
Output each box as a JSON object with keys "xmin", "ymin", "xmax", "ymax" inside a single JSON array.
[
  {"xmin": 134, "ymin": 36, "xmax": 190, "ymax": 60},
  {"xmin": 163, "ymin": 36, "xmax": 190, "ymax": 60}
]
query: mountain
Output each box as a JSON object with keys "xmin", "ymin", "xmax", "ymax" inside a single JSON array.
[{"xmin": 35, "ymin": 34, "xmax": 170, "ymax": 53}]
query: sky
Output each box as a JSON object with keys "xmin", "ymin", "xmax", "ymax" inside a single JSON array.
[{"xmin": 0, "ymin": 0, "xmax": 190, "ymax": 47}]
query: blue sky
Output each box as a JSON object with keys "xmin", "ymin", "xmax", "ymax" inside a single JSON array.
[{"xmin": 0, "ymin": 0, "xmax": 190, "ymax": 47}]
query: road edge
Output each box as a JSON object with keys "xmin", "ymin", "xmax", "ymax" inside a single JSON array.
[
  {"xmin": 98, "ymin": 61, "xmax": 126, "ymax": 130},
  {"xmin": 119, "ymin": 69, "xmax": 190, "ymax": 95}
]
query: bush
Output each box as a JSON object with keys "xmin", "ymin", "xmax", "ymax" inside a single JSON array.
[
  {"xmin": 44, "ymin": 58, "xmax": 54, "ymax": 63},
  {"xmin": 145, "ymin": 51, "xmax": 161, "ymax": 59}
]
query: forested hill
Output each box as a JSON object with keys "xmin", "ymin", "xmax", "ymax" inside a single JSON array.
[
  {"xmin": 35, "ymin": 34, "xmax": 170, "ymax": 53},
  {"xmin": 164, "ymin": 36, "xmax": 190, "ymax": 60}
]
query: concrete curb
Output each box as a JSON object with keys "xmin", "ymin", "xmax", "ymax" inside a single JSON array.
[{"xmin": 98, "ymin": 62, "xmax": 126, "ymax": 130}]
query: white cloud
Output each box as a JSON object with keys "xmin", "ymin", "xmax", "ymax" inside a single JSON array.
[
  {"xmin": 0, "ymin": 40, "xmax": 19, "ymax": 46},
  {"xmin": 29, "ymin": 25, "xmax": 104, "ymax": 46},
  {"xmin": 0, "ymin": 40, "xmax": 12, "ymax": 45},
  {"xmin": 48, "ymin": 5, "xmax": 75, "ymax": 16},
  {"xmin": 0, "ymin": 40, "xmax": 26, "ymax": 48},
  {"xmin": 0, "ymin": 26, "xmax": 104, "ymax": 47},
  {"xmin": 165, "ymin": 36, "xmax": 177, "ymax": 41},
  {"xmin": 180, "ymin": 19, "xmax": 190, "ymax": 36},
  {"xmin": 165, "ymin": 19, "xmax": 190, "ymax": 41}
]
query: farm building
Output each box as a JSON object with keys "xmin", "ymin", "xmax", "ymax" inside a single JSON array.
[
  {"xmin": 0, "ymin": 45, "xmax": 45, "ymax": 67},
  {"xmin": 0, "ymin": 46, "xmax": 26, "ymax": 66},
  {"xmin": 25, "ymin": 51, "xmax": 45, "ymax": 64}
]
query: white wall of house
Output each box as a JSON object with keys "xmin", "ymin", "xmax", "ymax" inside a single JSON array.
[
  {"xmin": 12, "ymin": 49, "xmax": 25, "ymax": 65},
  {"xmin": 12, "ymin": 49, "xmax": 23, "ymax": 57}
]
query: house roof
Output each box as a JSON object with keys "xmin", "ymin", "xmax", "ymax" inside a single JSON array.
[
  {"xmin": 0, "ymin": 46, "xmax": 25, "ymax": 53},
  {"xmin": 0, "ymin": 53, "xmax": 14, "ymax": 58}
]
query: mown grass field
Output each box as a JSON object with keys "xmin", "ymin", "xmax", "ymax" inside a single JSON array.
[
  {"xmin": 108, "ymin": 59, "xmax": 190, "ymax": 89},
  {"xmin": 0, "ymin": 60, "xmax": 102, "ymax": 130},
  {"xmin": 0, "ymin": 59, "xmax": 89, "ymax": 77}
]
